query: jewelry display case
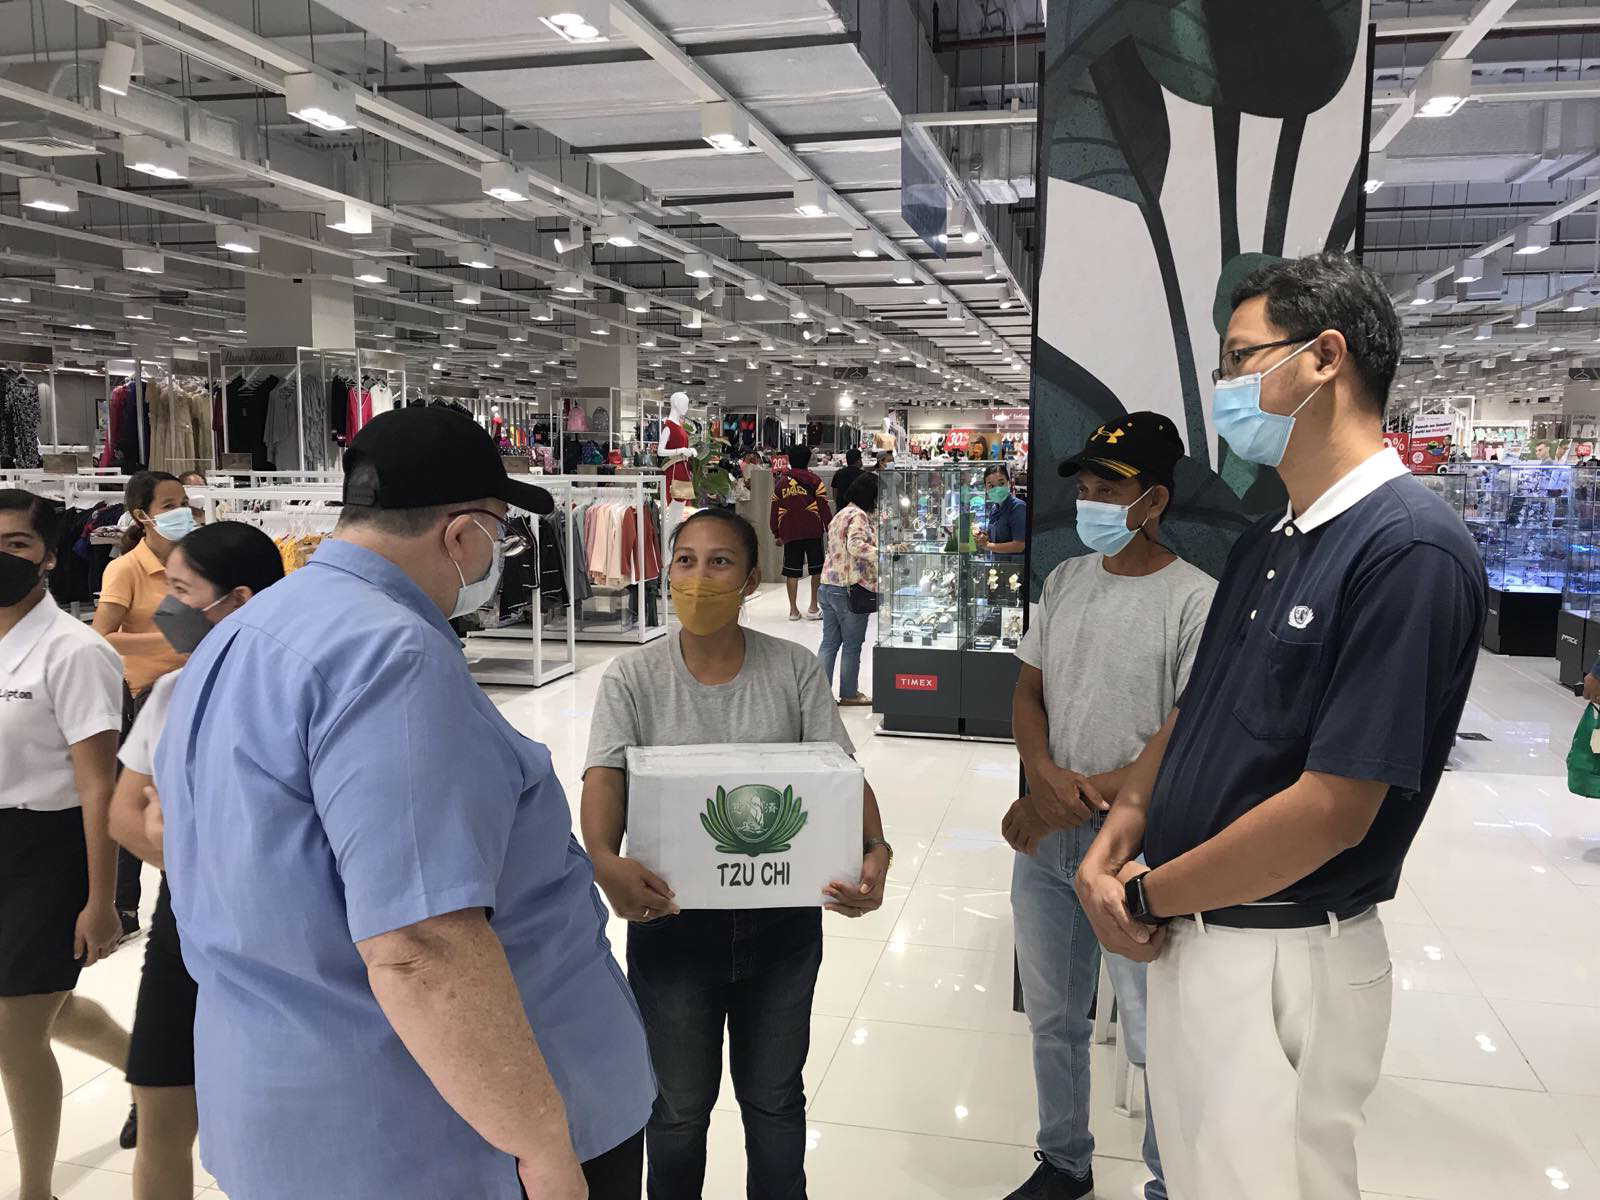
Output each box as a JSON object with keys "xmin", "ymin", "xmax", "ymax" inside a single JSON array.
[
  {"xmin": 1559, "ymin": 464, "xmax": 1600, "ymax": 687},
  {"xmin": 1462, "ymin": 463, "xmax": 1572, "ymax": 655}
]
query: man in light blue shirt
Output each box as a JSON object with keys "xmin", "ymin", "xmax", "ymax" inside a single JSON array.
[{"xmin": 154, "ymin": 407, "xmax": 654, "ymax": 1200}]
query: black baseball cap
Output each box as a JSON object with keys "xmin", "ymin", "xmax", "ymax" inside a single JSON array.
[
  {"xmin": 1058, "ymin": 411, "xmax": 1185, "ymax": 488},
  {"xmin": 342, "ymin": 406, "xmax": 554, "ymax": 515}
]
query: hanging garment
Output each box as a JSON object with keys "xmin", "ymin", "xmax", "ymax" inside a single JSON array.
[
  {"xmin": 147, "ymin": 379, "xmax": 213, "ymax": 474},
  {"xmin": 226, "ymin": 375, "xmax": 278, "ymax": 469},
  {"xmin": 369, "ymin": 381, "xmax": 395, "ymax": 417}
]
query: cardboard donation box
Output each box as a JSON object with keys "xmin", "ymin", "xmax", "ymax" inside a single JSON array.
[{"xmin": 625, "ymin": 743, "xmax": 864, "ymax": 909}]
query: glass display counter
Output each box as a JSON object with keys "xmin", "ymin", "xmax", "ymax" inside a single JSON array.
[
  {"xmin": 873, "ymin": 466, "xmax": 1022, "ymax": 737},
  {"xmin": 1462, "ymin": 463, "xmax": 1571, "ymax": 655},
  {"xmin": 1559, "ymin": 464, "xmax": 1600, "ymax": 687}
]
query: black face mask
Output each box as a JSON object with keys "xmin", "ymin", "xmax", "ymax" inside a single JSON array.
[{"xmin": 0, "ymin": 550, "xmax": 43, "ymax": 607}]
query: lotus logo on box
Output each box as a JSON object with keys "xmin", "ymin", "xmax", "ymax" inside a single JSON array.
[{"xmin": 702, "ymin": 785, "xmax": 807, "ymax": 887}]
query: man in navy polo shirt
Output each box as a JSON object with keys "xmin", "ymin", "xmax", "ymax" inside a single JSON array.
[{"xmin": 1074, "ymin": 253, "xmax": 1485, "ymax": 1200}]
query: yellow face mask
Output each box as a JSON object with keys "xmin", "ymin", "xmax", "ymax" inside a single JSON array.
[{"xmin": 672, "ymin": 574, "xmax": 750, "ymax": 635}]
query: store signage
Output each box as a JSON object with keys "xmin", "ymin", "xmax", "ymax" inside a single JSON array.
[
  {"xmin": 1411, "ymin": 411, "xmax": 1456, "ymax": 441},
  {"xmin": 901, "ymin": 125, "xmax": 949, "ymax": 259},
  {"xmin": 502, "ymin": 456, "xmax": 530, "ymax": 475},
  {"xmin": 945, "ymin": 429, "xmax": 972, "ymax": 452},
  {"xmin": 1382, "ymin": 431, "xmax": 1410, "ymax": 457},
  {"xmin": 218, "ymin": 453, "xmax": 253, "ymax": 470},
  {"xmin": 41, "ymin": 453, "xmax": 79, "ymax": 473},
  {"xmin": 895, "ymin": 674, "xmax": 940, "ymax": 692},
  {"xmin": 771, "ymin": 454, "xmax": 790, "ymax": 471}
]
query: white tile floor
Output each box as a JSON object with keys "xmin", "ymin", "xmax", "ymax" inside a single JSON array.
[{"xmin": 4, "ymin": 584, "xmax": 1600, "ymax": 1199}]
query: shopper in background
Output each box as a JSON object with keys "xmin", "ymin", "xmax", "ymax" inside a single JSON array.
[
  {"xmin": 582, "ymin": 507, "xmax": 890, "ymax": 1200},
  {"xmin": 152, "ymin": 407, "xmax": 654, "ymax": 1200},
  {"xmin": 93, "ymin": 469, "xmax": 192, "ymax": 938},
  {"xmin": 108, "ymin": 520, "xmax": 285, "ymax": 1200},
  {"xmin": 830, "ymin": 447, "xmax": 864, "ymax": 514},
  {"xmin": 0, "ymin": 488, "xmax": 130, "ymax": 1200},
  {"xmin": 770, "ymin": 442, "xmax": 833, "ymax": 622},
  {"xmin": 1002, "ymin": 415, "xmax": 1213, "ymax": 1200},
  {"xmin": 818, "ymin": 473, "xmax": 880, "ymax": 708},
  {"xmin": 1583, "ymin": 658, "xmax": 1600, "ymax": 703},
  {"xmin": 977, "ymin": 464, "xmax": 1027, "ymax": 555},
  {"xmin": 1075, "ymin": 253, "xmax": 1485, "ymax": 1200},
  {"xmin": 177, "ymin": 471, "xmax": 208, "ymax": 524}
]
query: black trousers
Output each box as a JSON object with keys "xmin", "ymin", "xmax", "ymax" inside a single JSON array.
[
  {"xmin": 115, "ymin": 683, "xmax": 151, "ymax": 916},
  {"xmin": 520, "ymin": 1130, "xmax": 643, "ymax": 1200}
]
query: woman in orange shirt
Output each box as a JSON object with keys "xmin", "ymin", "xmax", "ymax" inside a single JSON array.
[{"xmin": 92, "ymin": 471, "xmax": 192, "ymax": 946}]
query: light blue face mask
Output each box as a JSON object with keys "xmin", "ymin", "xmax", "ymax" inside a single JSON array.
[
  {"xmin": 1076, "ymin": 486, "xmax": 1153, "ymax": 557},
  {"xmin": 449, "ymin": 518, "xmax": 505, "ymax": 619},
  {"xmin": 1212, "ymin": 340, "xmax": 1324, "ymax": 467},
  {"xmin": 150, "ymin": 506, "xmax": 196, "ymax": 542}
]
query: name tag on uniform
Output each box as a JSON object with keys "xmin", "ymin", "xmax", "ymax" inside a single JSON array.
[{"xmin": 624, "ymin": 743, "xmax": 863, "ymax": 909}]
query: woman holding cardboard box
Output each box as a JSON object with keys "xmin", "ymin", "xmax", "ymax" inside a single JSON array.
[{"xmin": 581, "ymin": 507, "xmax": 891, "ymax": 1200}]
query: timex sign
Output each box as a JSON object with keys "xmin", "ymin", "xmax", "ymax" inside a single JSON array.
[{"xmin": 895, "ymin": 674, "xmax": 939, "ymax": 692}]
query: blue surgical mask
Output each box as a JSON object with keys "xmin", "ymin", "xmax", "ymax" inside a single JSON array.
[
  {"xmin": 449, "ymin": 519, "xmax": 505, "ymax": 619},
  {"xmin": 1076, "ymin": 486, "xmax": 1153, "ymax": 557},
  {"xmin": 1212, "ymin": 340, "xmax": 1324, "ymax": 467},
  {"xmin": 150, "ymin": 506, "xmax": 196, "ymax": 542}
]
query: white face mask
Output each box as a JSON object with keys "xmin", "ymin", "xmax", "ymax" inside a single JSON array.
[{"xmin": 449, "ymin": 518, "xmax": 504, "ymax": 619}]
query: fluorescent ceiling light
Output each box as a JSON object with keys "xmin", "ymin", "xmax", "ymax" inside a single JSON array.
[
  {"xmin": 121, "ymin": 135, "xmax": 187, "ymax": 180},
  {"xmin": 55, "ymin": 268, "xmax": 93, "ymax": 291},
  {"xmin": 851, "ymin": 230, "xmax": 879, "ymax": 258},
  {"xmin": 598, "ymin": 215, "xmax": 640, "ymax": 248},
  {"xmin": 684, "ymin": 252, "xmax": 713, "ymax": 279},
  {"xmin": 0, "ymin": 281, "xmax": 29, "ymax": 305},
  {"xmin": 982, "ymin": 246, "xmax": 999, "ymax": 280},
  {"xmin": 508, "ymin": 327, "xmax": 528, "ymax": 343},
  {"xmin": 1412, "ymin": 280, "xmax": 1437, "ymax": 305},
  {"xmin": 125, "ymin": 303, "xmax": 153, "ymax": 321},
  {"xmin": 553, "ymin": 271, "xmax": 585, "ymax": 294},
  {"xmin": 1474, "ymin": 324, "xmax": 1493, "ymax": 340},
  {"xmin": 453, "ymin": 283, "xmax": 482, "ymax": 306},
  {"xmin": 528, "ymin": 303, "xmax": 553, "ymax": 322},
  {"xmin": 589, "ymin": 318, "xmax": 610, "ymax": 337},
  {"xmin": 712, "ymin": 281, "xmax": 726, "ymax": 308},
  {"xmin": 372, "ymin": 324, "xmax": 394, "ymax": 339},
  {"xmin": 963, "ymin": 317, "xmax": 981, "ymax": 336},
  {"xmin": 1414, "ymin": 57, "xmax": 1472, "ymax": 119},
  {"xmin": 539, "ymin": 12, "xmax": 607, "ymax": 43},
  {"xmin": 284, "ymin": 73, "xmax": 357, "ymax": 133},
  {"xmin": 760, "ymin": 337, "xmax": 776, "ymax": 351},
  {"xmin": 98, "ymin": 38, "xmax": 138, "ymax": 97},
  {"xmin": 789, "ymin": 299, "xmax": 811, "ymax": 321},
  {"xmin": 640, "ymin": 334, "xmax": 657, "ymax": 348},
  {"xmin": 440, "ymin": 334, "xmax": 461, "ymax": 349},
  {"xmin": 1566, "ymin": 296, "xmax": 1589, "ymax": 313},
  {"xmin": 892, "ymin": 265, "xmax": 916, "ymax": 285},
  {"xmin": 1364, "ymin": 149, "xmax": 1386, "ymax": 195},
  {"xmin": 123, "ymin": 248, "xmax": 164, "ymax": 275},
  {"xmin": 946, "ymin": 300, "xmax": 963, "ymax": 322},
  {"xmin": 1514, "ymin": 308, "xmax": 1536, "ymax": 329},
  {"xmin": 326, "ymin": 201, "xmax": 371, "ymax": 235},
  {"xmin": 854, "ymin": 332, "xmax": 869, "ymax": 344},
  {"xmin": 826, "ymin": 316, "xmax": 844, "ymax": 334},
  {"xmin": 20, "ymin": 176, "xmax": 77, "ymax": 213},
  {"xmin": 793, "ymin": 179, "xmax": 828, "ymax": 218},
  {"xmin": 453, "ymin": 244, "xmax": 494, "ymax": 270},
  {"xmin": 624, "ymin": 291, "xmax": 649, "ymax": 313},
  {"xmin": 922, "ymin": 284, "xmax": 942, "ymax": 306},
  {"xmin": 700, "ymin": 102, "xmax": 747, "ymax": 153},
  {"xmin": 480, "ymin": 162, "xmax": 532, "ymax": 203},
  {"xmin": 1514, "ymin": 226, "xmax": 1551, "ymax": 255},
  {"xmin": 743, "ymin": 279, "xmax": 769, "ymax": 302},
  {"xmin": 1454, "ymin": 257, "xmax": 1485, "ymax": 284},
  {"xmin": 352, "ymin": 259, "xmax": 386, "ymax": 284},
  {"xmin": 216, "ymin": 225, "xmax": 260, "ymax": 254},
  {"xmin": 443, "ymin": 313, "xmax": 467, "ymax": 332},
  {"xmin": 685, "ymin": 310, "xmax": 702, "ymax": 330}
]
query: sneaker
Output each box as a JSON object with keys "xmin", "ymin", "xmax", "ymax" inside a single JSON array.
[
  {"xmin": 1003, "ymin": 1152, "xmax": 1093, "ymax": 1200},
  {"xmin": 119, "ymin": 1103, "xmax": 137, "ymax": 1150},
  {"xmin": 117, "ymin": 910, "xmax": 140, "ymax": 943}
]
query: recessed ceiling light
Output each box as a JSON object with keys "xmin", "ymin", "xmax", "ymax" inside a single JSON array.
[
  {"xmin": 793, "ymin": 179, "xmax": 827, "ymax": 218},
  {"xmin": 851, "ymin": 230, "xmax": 879, "ymax": 258},
  {"xmin": 700, "ymin": 102, "xmax": 747, "ymax": 153},
  {"xmin": 540, "ymin": 13, "xmax": 606, "ymax": 42}
]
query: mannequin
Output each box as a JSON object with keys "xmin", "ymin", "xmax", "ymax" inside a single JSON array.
[
  {"xmin": 660, "ymin": 390, "xmax": 695, "ymax": 529},
  {"xmin": 489, "ymin": 404, "xmax": 504, "ymax": 445}
]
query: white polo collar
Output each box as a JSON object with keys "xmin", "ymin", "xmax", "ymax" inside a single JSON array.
[
  {"xmin": 1272, "ymin": 447, "xmax": 1408, "ymax": 534},
  {"xmin": 0, "ymin": 593, "xmax": 60, "ymax": 673}
]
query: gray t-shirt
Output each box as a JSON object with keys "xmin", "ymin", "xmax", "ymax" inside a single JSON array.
[
  {"xmin": 584, "ymin": 628, "xmax": 855, "ymax": 775},
  {"xmin": 1017, "ymin": 553, "xmax": 1216, "ymax": 777}
]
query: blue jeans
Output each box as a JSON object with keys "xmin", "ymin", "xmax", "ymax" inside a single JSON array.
[
  {"xmin": 1011, "ymin": 822, "xmax": 1166, "ymax": 1199},
  {"xmin": 817, "ymin": 584, "xmax": 868, "ymax": 699},
  {"xmin": 627, "ymin": 907, "xmax": 822, "ymax": 1200}
]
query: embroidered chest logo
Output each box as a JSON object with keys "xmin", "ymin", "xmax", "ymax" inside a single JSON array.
[{"xmin": 1288, "ymin": 605, "xmax": 1315, "ymax": 629}]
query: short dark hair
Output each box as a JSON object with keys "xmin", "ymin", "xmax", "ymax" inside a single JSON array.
[
  {"xmin": 846, "ymin": 472, "xmax": 880, "ymax": 513},
  {"xmin": 171, "ymin": 521, "xmax": 286, "ymax": 596},
  {"xmin": 1230, "ymin": 252, "xmax": 1401, "ymax": 413},
  {"xmin": 787, "ymin": 443, "xmax": 812, "ymax": 470},
  {"xmin": 335, "ymin": 461, "xmax": 457, "ymax": 537},
  {"xmin": 671, "ymin": 507, "xmax": 759, "ymax": 570},
  {"xmin": 845, "ymin": 448, "xmax": 862, "ymax": 466},
  {"xmin": 0, "ymin": 487, "xmax": 60, "ymax": 545},
  {"xmin": 984, "ymin": 464, "xmax": 1010, "ymax": 486}
]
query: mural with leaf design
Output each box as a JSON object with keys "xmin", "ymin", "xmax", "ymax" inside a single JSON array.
[{"xmin": 1027, "ymin": 0, "xmax": 1370, "ymax": 593}]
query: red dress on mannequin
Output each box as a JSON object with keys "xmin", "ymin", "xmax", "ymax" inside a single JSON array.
[{"xmin": 664, "ymin": 419, "xmax": 691, "ymax": 495}]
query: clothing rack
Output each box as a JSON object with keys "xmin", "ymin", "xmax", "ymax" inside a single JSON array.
[
  {"xmin": 540, "ymin": 475, "xmax": 669, "ymax": 644},
  {"xmin": 464, "ymin": 486, "xmax": 577, "ymax": 689}
]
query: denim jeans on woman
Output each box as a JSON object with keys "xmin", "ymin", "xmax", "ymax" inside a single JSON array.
[
  {"xmin": 627, "ymin": 906, "xmax": 823, "ymax": 1200},
  {"xmin": 816, "ymin": 583, "xmax": 869, "ymax": 699},
  {"xmin": 1011, "ymin": 818, "xmax": 1167, "ymax": 1200}
]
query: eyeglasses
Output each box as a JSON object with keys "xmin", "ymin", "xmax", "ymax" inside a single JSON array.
[
  {"xmin": 448, "ymin": 508, "xmax": 521, "ymax": 553},
  {"xmin": 1211, "ymin": 337, "xmax": 1309, "ymax": 384}
]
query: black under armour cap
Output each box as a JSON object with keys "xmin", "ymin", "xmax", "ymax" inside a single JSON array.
[
  {"xmin": 1058, "ymin": 411, "xmax": 1185, "ymax": 488},
  {"xmin": 342, "ymin": 406, "xmax": 554, "ymax": 515}
]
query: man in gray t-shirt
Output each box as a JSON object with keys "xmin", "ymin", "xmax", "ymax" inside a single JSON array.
[{"xmin": 1002, "ymin": 413, "xmax": 1215, "ymax": 1200}]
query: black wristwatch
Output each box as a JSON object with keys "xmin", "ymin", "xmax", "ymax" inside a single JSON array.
[{"xmin": 1124, "ymin": 871, "xmax": 1168, "ymax": 927}]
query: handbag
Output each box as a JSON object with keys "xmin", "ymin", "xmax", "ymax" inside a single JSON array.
[
  {"xmin": 1567, "ymin": 703, "xmax": 1600, "ymax": 798},
  {"xmin": 847, "ymin": 583, "xmax": 878, "ymax": 615},
  {"xmin": 671, "ymin": 479, "xmax": 695, "ymax": 502}
]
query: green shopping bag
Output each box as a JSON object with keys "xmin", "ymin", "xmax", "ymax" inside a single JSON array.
[{"xmin": 1566, "ymin": 704, "xmax": 1600, "ymax": 798}]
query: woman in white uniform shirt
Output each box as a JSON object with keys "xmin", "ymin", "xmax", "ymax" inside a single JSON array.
[
  {"xmin": 109, "ymin": 520, "xmax": 284, "ymax": 1200},
  {"xmin": 0, "ymin": 489, "xmax": 131, "ymax": 1200}
]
